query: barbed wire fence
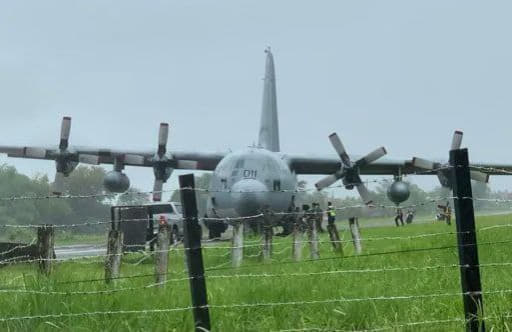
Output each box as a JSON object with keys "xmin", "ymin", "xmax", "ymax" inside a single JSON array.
[{"xmin": 1, "ymin": 148, "xmax": 512, "ymax": 330}]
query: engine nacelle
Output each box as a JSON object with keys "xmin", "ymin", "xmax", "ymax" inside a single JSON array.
[
  {"xmin": 103, "ymin": 171, "xmax": 130, "ymax": 193},
  {"xmin": 387, "ymin": 180, "xmax": 410, "ymax": 205}
]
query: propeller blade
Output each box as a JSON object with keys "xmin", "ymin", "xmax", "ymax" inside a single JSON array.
[
  {"xmin": 412, "ymin": 157, "xmax": 436, "ymax": 170},
  {"xmin": 315, "ymin": 174, "xmax": 340, "ymax": 190},
  {"xmin": 52, "ymin": 172, "xmax": 65, "ymax": 195},
  {"xmin": 356, "ymin": 183, "xmax": 373, "ymax": 205},
  {"xmin": 328, "ymin": 133, "xmax": 351, "ymax": 166},
  {"xmin": 24, "ymin": 147, "xmax": 47, "ymax": 159},
  {"xmin": 356, "ymin": 147, "xmax": 387, "ymax": 167},
  {"xmin": 470, "ymin": 170, "xmax": 490, "ymax": 183},
  {"xmin": 153, "ymin": 179, "xmax": 164, "ymax": 201},
  {"xmin": 451, "ymin": 130, "xmax": 463, "ymax": 150},
  {"xmin": 59, "ymin": 117, "xmax": 71, "ymax": 150},
  {"xmin": 124, "ymin": 154, "xmax": 146, "ymax": 165},
  {"xmin": 78, "ymin": 154, "xmax": 100, "ymax": 165},
  {"xmin": 157, "ymin": 123, "xmax": 169, "ymax": 157}
]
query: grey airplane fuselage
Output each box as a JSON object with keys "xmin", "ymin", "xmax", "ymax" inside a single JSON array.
[{"xmin": 206, "ymin": 147, "xmax": 297, "ymax": 218}]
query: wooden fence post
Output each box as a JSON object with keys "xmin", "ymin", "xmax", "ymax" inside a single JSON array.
[
  {"xmin": 231, "ymin": 221, "xmax": 244, "ymax": 268},
  {"xmin": 155, "ymin": 222, "xmax": 170, "ymax": 286},
  {"xmin": 37, "ymin": 225, "xmax": 54, "ymax": 275},
  {"xmin": 292, "ymin": 222, "xmax": 302, "ymax": 261},
  {"xmin": 179, "ymin": 174, "xmax": 211, "ymax": 332},
  {"xmin": 105, "ymin": 229, "xmax": 123, "ymax": 284},
  {"xmin": 450, "ymin": 148, "xmax": 485, "ymax": 332},
  {"xmin": 327, "ymin": 223, "xmax": 343, "ymax": 255},
  {"xmin": 349, "ymin": 217, "xmax": 362, "ymax": 254},
  {"xmin": 262, "ymin": 211, "xmax": 273, "ymax": 262},
  {"xmin": 307, "ymin": 216, "xmax": 319, "ymax": 260}
]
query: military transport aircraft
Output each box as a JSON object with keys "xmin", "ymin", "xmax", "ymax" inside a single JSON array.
[{"xmin": 0, "ymin": 49, "xmax": 510, "ymax": 220}]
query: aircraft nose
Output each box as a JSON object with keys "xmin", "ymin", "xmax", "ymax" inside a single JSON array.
[{"xmin": 231, "ymin": 179, "xmax": 267, "ymax": 216}]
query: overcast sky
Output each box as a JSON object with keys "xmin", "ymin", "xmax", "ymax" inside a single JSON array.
[{"xmin": 1, "ymin": 1, "xmax": 511, "ymax": 198}]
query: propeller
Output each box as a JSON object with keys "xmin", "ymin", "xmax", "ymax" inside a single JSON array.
[
  {"xmin": 51, "ymin": 117, "xmax": 99, "ymax": 194},
  {"xmin": 151, "ymin": 123, "xmax": 173, "ymax": 201},
  {"xmin": 412, "ymin": 130, "xmax": 489, "ymax": 187},
  {"xmin": 53, "ymin": 117, "xmax": 73, "ymax": 194},
  {"xmin": 315, "ymin": 133, "xmax": 387, "ymax": 205}
]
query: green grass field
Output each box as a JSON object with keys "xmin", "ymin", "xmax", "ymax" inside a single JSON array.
[{"xmin": 1, "ymin": 214, "xmax": 512, "ymax": 331}]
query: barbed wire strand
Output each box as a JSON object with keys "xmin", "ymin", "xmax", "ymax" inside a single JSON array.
[
  {"xmin": 205, "ymin": 238, "xmax": 512, "ymax": 272},
  {"xmin": 4, "ymin": 261, "xmax": 512, "ymax": 297},
  {"xmin": 1, "ymin": 287, "xmax": 511, "ymax": 324},
  {"xmin": 0, "ymin": 166, "xmax": 469, "ymax": 203},
  {"xmin": 0, "ymin": 263, "xmax": 469, "ymax": 295},
  {"xmin": 274, "ymin": 317, "xmax": 466, "ymax": 332},
  {"xmin": 46, "ymin": 237, "xmax": 512, "ymax": 286},
  {"xmin": 0, "ymin": 240, "xmax": 36, "ymax": 256},
  {"xmin": 0, "ymin": 177, "xmax": 404, "ymax": 202},
  {"xmin": 276, "ymin": 311, "xmax": 512, "ymax": 332},
  {"xmin": 3, "ymin": 194, "xmax": 509, "ymax": 229}
]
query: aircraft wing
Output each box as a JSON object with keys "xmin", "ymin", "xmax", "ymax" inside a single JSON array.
[
  {"xmin": 468, "ymin": 162, "xmax": 512, "ymax": 175},
  {"xmin": 286, "ymin": 154, "xmax": 512, "ymax": 176},
  {"xmin": 0, "ymin": 145, "xmax": 226, "ymax": 171},
  {"xmin": 286, "ymin": 154, "xmax": 416, "ymax": 176},
  {"xmin": 74, "ymin": 147, "xmax": 226, "ymax": 170}
]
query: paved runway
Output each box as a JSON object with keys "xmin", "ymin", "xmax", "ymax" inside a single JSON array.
[
  {"xmin": 55, "ymin": 244, "xmax": 106, "ymax": 259},
  {"xmin": 54, "ymin": 238, "xmax": 230, "ymax": 260}
]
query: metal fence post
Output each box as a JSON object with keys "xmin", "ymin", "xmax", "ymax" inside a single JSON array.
[
  {"xmin": 450, "ymin": 148, "xmax": 485, "ymax": 332},
  {"xmin": 179, "ymin": 174, "xmax": 211, "ymax": 332}
]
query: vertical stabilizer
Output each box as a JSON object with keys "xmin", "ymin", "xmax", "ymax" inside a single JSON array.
[{"xmin": 258, "ymin": 48, "xmax": 280, "ymax": 152}]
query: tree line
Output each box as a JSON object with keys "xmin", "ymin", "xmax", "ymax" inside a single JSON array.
[
  {"xmin": 1, "ymin": 163, "xmax": 509, "ymax": 237},
  {"xmin": 0, "ymin": 164, "xmax": 150, "ymax": 238}
]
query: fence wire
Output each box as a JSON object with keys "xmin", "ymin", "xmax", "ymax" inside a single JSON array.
[
  {"xmin": 0, "ymin": 289, "xmax": 511, "ymax": 324},
  {"xmin": 0, "ymin": 194, "xmax": 509, "ymax": 229},
  {"xmin": 0, "ymin": 179, "xmax": 511, "ymax": 329},
  {"xmin": 6, "ymin": 262, "xmax": 512, "ymax": 295}
]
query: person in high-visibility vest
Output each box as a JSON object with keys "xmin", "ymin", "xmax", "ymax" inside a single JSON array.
[
  {"xmin": 326, "ymin": 202, "xmax": 336, "ymax": 225},
  {"xmin": 445, "ymin": 205, "xmax": 452, "ymax": 225}
]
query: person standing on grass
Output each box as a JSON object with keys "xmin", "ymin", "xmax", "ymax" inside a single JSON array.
[
  {"xmin": 326, "ymin": 201, "xmax": 336, "ymax": 226},
  {"xmin": 277, "ymin": 206, "xmax": 294, "ymax": 236},
  {"xmin": 445, "ymin": 202, "xmax": 452, "ymax": 225},
  {"xmin": 302, "ymin": 204, "xmax": 317, "ymax": 235},
  {"xmin": 394, "ymin": 207, "xmax": 404, "ymax": 227},
  {"xmin": 313, "ymin": 203, "xmax": 325, "ymax": 233},
  {"xmin": 293, "ymin": 206, "xmax": 304, "ymax": 232},
  {"xmin": 406, "ymin": 209, "xmax": 415, "ymax": 224}
]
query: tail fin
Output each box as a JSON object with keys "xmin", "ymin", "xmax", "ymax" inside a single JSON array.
[{"xmin": 258, "ymin": 48, "xmax": 280, "ymax": 152}]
